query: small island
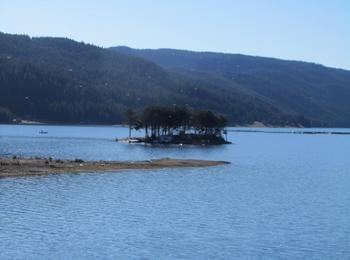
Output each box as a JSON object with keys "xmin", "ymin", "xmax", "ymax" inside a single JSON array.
[{"xmin": 123, "ymin": 106, "xmax": 231, "ymax": 145}]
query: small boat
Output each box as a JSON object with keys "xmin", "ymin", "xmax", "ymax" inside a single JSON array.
[{"xmin": 39, "ymin": 130, "xmax": 48, "ymax": 134}]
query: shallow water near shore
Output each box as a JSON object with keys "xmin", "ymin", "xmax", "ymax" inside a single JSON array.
[{"xmin": 1, "ymin": 124, "xmax": 350, "ymax": 259}]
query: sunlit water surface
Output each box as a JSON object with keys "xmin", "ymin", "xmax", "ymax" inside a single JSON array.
[{"xmin": 1, "ymin": 125, "xmax": 350, "ymax": 259}]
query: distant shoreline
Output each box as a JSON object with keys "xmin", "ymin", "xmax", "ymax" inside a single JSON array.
[
  {"xmin": 0, "ymin": 157, "xmax": 230, "ymax": 178},
  {"xmin": 228, "ymin": 129, "xmax": 350, "ymax": 135},
  {"xmin": 2, "ymin": 122, "xmax": 350, "ymax": 130}
]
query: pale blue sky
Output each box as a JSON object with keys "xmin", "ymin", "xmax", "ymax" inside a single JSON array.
[{"xmin": 1, "ymin": 0, "xmax": 349, "ymax": 69}]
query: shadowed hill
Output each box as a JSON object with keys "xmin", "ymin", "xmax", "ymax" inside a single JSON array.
[
  {"xmin": 0, "ymin": 33, "xmax": 316, "ymax": 126},
  {"xmin": 112, "ymin": 47, "xmax": 350, "ymax": 127}
]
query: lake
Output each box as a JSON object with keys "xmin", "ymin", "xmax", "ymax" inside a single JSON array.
[{"xmin": 1, "ymin": 125, "xmax": 350, "ymax": 259}]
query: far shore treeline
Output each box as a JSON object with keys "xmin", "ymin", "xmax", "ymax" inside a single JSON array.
[
  {"xmin": 124, "ymin": 106, "xmax": 230, "ymax": 144},
  {"xmin": 3, "ymin": 32, "xmax": 345, "ymax": 128}
]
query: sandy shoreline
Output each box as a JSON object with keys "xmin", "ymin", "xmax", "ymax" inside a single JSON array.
[{"xmin": 0, "ymin": 157, "xmax": 230, "ymax": 178}]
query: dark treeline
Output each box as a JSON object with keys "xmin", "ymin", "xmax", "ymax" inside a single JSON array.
[
  {"xmin": 0, "ymin": 32, "xmax": 318, "ymax": 126},
  {"xmin": 0, "ymin": 107, "xmax": 13, "ymax": 123},
  {"xmin": 113, "ymin": 47, "xmax": 350, "ymax": 127},
  {"xmin": 126, "ymin": 106, "xmax": 228, "ymax": 143}
]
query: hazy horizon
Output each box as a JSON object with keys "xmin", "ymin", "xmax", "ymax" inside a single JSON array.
[{"xmin": 1, "ymin": 0, "xmax": 350, "ymax": 70}]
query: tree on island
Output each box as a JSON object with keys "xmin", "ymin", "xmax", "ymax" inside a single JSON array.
[
  {"xmin": 193, "ymin": 110, "xmax": 228, "ymax": 136},
  {"xmin": 124, "ymin": 106, "xmax": 230, "ymax": 144},
  {"xmin": 124, "ymin": 108, "xmax": 138, "ymax": 141}
]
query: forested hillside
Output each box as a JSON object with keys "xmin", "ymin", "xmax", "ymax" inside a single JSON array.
[
  {"xmin": 0, "ymin": 32, "xmax": 310, "ymax": 126},
  {"xmin": 112, "ymin": 47, "xmax": 350, "ymax": 127}
]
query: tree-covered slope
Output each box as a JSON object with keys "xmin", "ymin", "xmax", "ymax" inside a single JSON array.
[
  {"xmin": 0, "ymin": 32, "xmax": 309, "ymax": 126},
  {"xmin": 112, "ymin": 47, "xmax": 350, "ymax": 127}
]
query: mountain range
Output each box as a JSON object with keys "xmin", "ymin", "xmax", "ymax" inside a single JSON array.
[
  {"xmin": 111, "ymin": 47, "xmax": 350, "ymax": 127},
  {"xmin": 1, "ymin": 32, "xmax": 350, "ymax": 127}
]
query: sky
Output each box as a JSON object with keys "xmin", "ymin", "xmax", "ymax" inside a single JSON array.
[{"xmin": 1, "ymin": 0, "xmax": 349, "ymax": 70}]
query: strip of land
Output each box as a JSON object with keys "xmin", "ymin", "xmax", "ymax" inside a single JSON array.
[
  {"xmin": 0, "ymin": 157, "xmax": 230, "ymax": 178},
  {"xmin": 228, "ymin": 129, "xmax": 350, "ymax": 135}
]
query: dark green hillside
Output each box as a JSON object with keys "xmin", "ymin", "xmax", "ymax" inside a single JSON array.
[
  {"xmin": 0, "ymin": 32, "xmax": 308, "ymax": 125},
  {"xmin": 112, "ymin": 47, "xmax": 350, "ymax": 127}
]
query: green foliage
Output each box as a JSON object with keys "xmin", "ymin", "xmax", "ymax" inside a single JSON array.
[
  {"xmin": 0, "ymin": 32, "xmax": 321, "ymax": 126},
  {"xmin": 193, "ymin": 110, "xmax": 227, "ymax": 134},
  {"xmin": 133, "ymin": 106, "xmax": 227, "ymax": 138},
  {"xmin": 112, "ymin": 47, "xmax": 350, "ymax": 127}
]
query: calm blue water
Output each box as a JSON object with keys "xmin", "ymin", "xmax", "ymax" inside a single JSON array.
[{"xmin": 1, "ymin": 125, "xmax": 350, "ymax": 259}]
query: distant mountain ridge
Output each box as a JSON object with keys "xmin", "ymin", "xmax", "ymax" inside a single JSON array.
[
  {"xmin": 0, "ymin": 32, "xmax": 313, "ymax": 126},
  {"xmin": 1, "ymin": 32, "xmax": 349, "ymax": 126},
  {"xmin": 111, "ymin": 46, "xmax": 350, "ymax": 127}
]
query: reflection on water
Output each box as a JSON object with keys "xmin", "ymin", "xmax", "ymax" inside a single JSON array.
[{"xmin": 1, "ymin": 124, "xmax": 350, "ymax": 259}]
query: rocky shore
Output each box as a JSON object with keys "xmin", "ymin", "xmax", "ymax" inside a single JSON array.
[{"xmin": 0, "ymin": 157, "xmax": 230, "ymax": 178}]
